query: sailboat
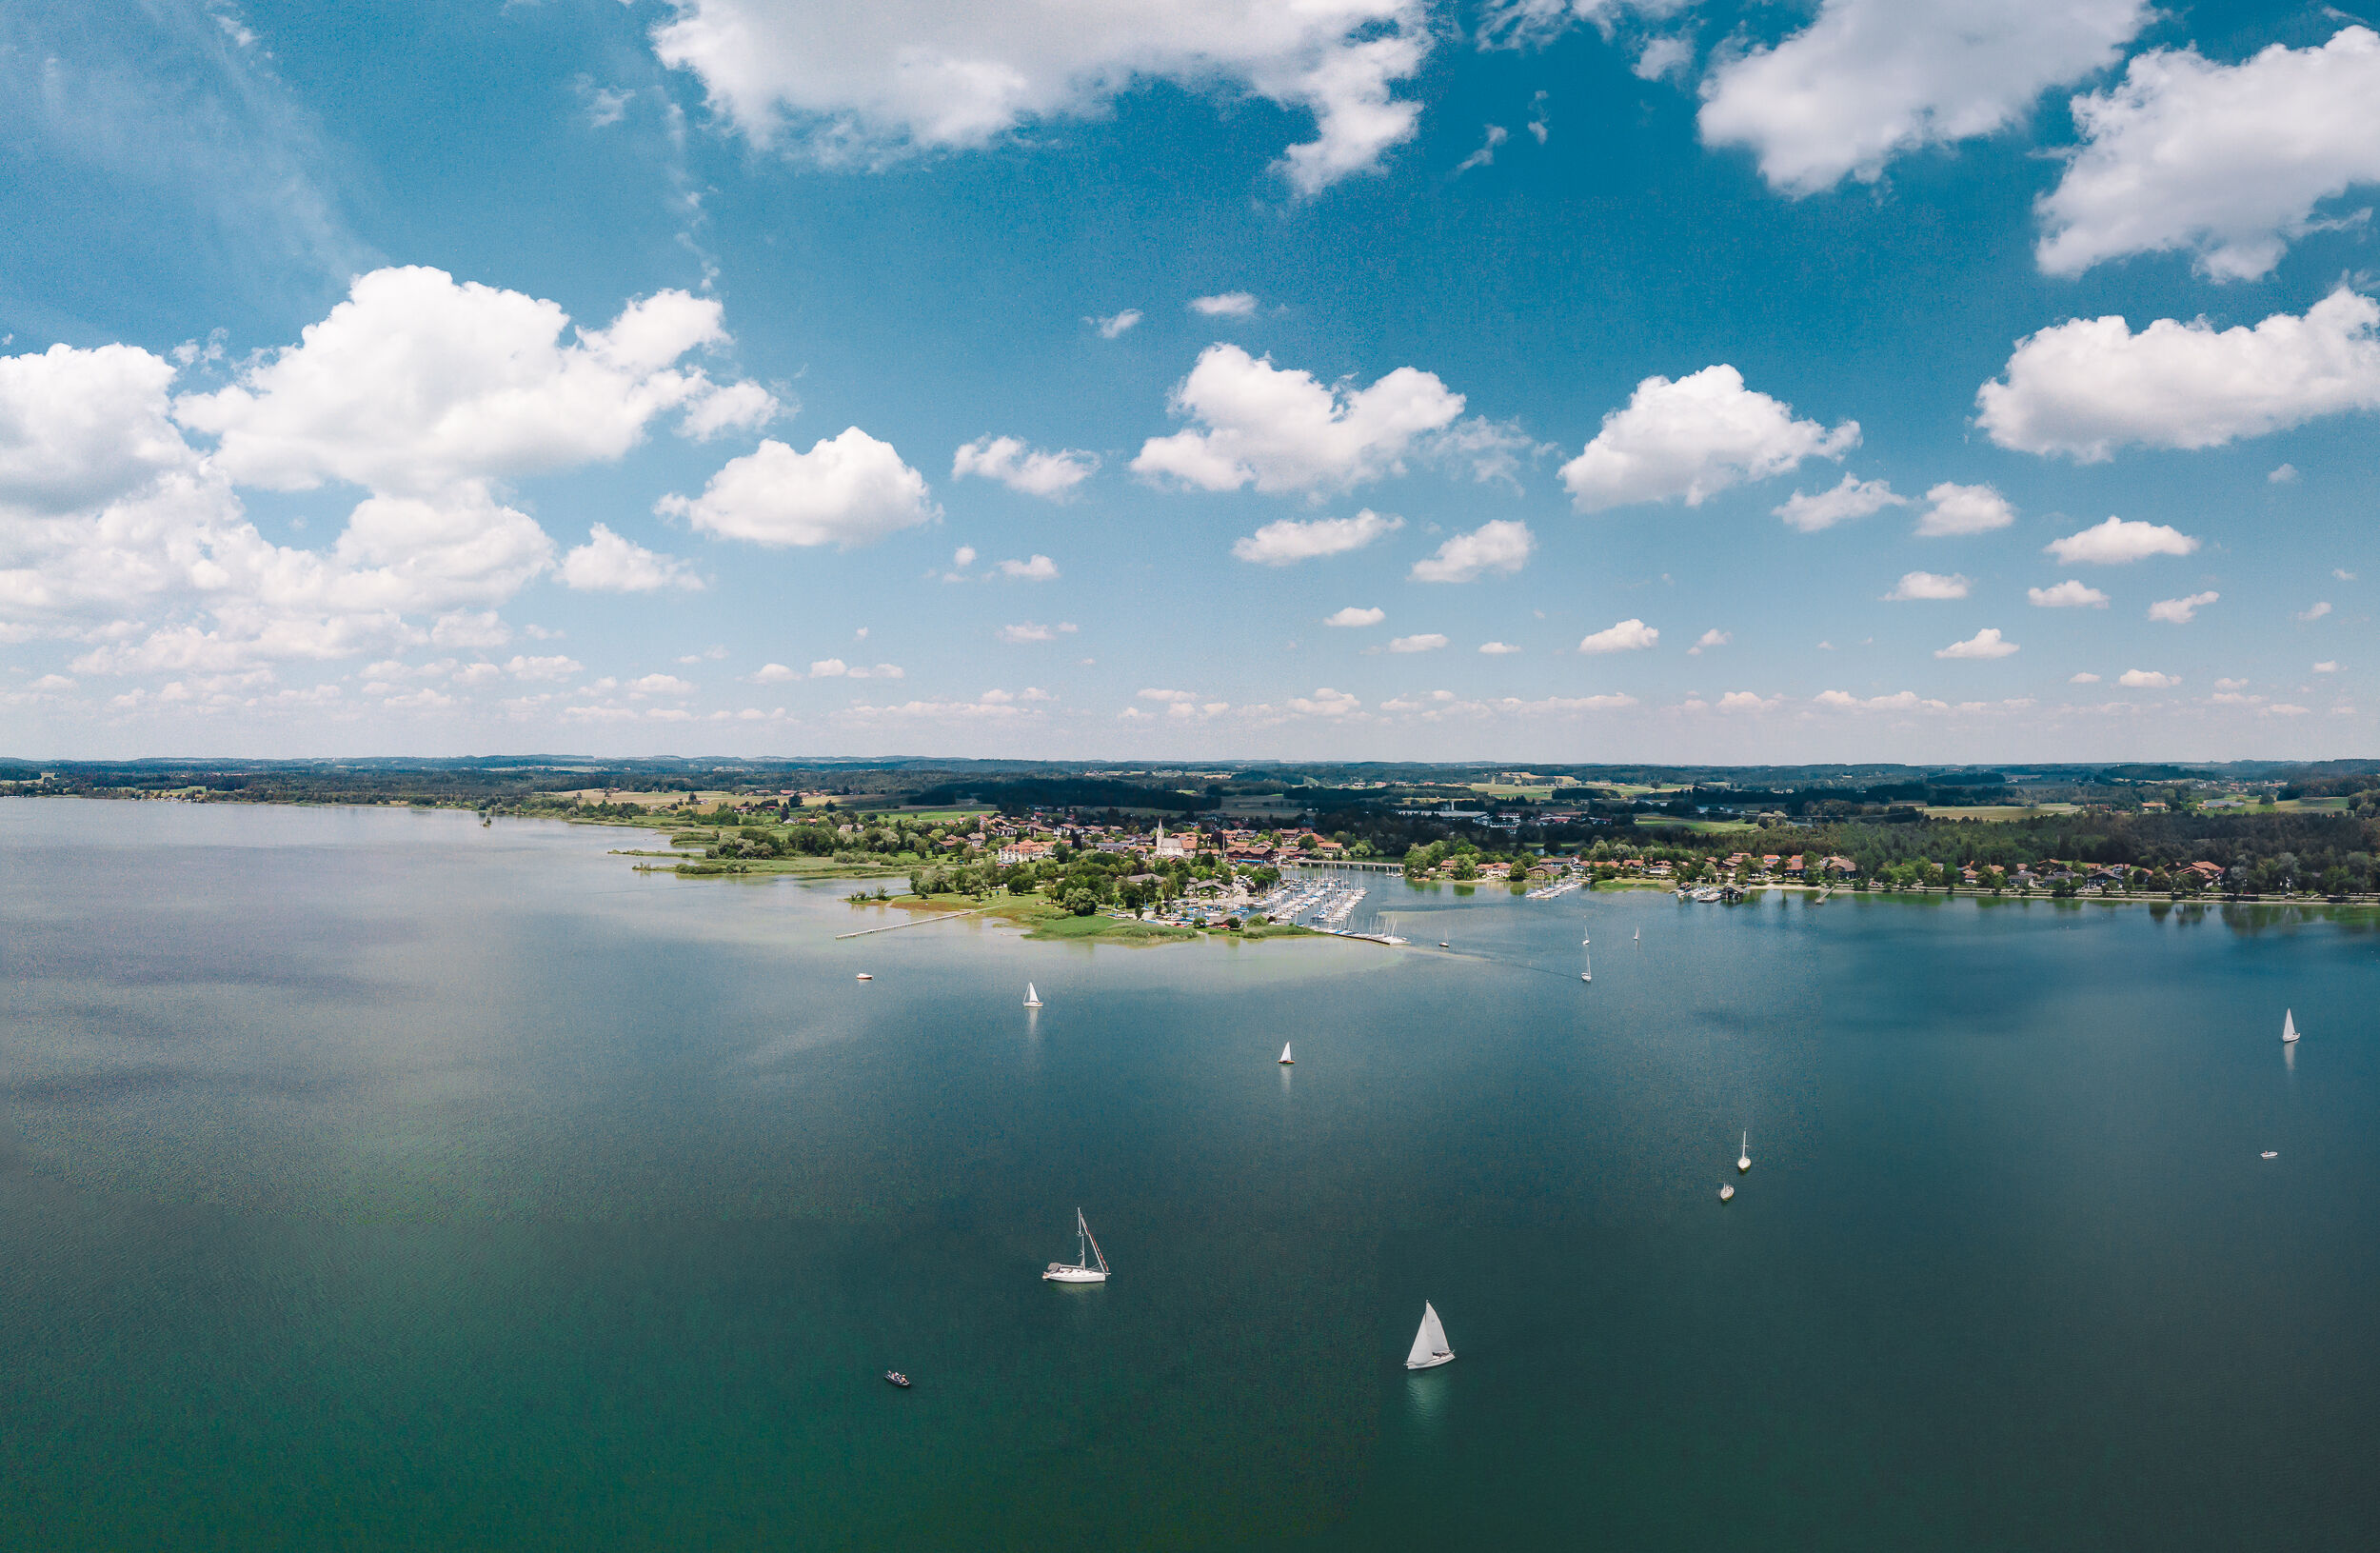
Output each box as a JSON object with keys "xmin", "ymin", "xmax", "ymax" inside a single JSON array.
[
  {"xmin": 2282, "ymin": 1008, "xmax": 2299, "ymax": 1044},
  {"xmin": 1404, "ymin": 1302, "xmax": 1454, "ymax": 1369},
  {"xmin": 1719, "ymin": 1183, "xmax": 1735, "ymax": 1203},
  {"xmin": 1279, "ymin": 1042, "xmax": 1294, "ymax": 1065},
  {"xmin": 1737, "ymin": 1132, "xmax": 1752, "ymax": 1174},
  {"xmin": 1023, "ymin": 983, "xmax": 1043, "ymax": 1008},
  {"xmin": 1042, "ymin": 1208, "xmax": 1109, "ymax": 1284},
  {"xmin": 1634, "ymin": 927, "xmax": 1639, "ymax": 942}
]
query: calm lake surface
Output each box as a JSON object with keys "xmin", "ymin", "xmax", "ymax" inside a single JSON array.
[{"xmin": 2, "ymin": 797, "xmax": 2376, "ymax": 1549}]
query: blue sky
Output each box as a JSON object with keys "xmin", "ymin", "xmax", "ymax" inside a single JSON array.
[{"xmin": 1, "ymin": 0, "xmax": 2374, "ymax": 761}]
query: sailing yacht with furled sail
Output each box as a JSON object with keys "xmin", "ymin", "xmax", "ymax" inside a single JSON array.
[
  {"xmin": 1404, "ymin": 1302, "xmax": 1454, "ymax": 1369},
  {"xmin": 1042, "ymin": 1208, "xmax": 1109, "ymax": 1284},
  {"xmin": 1023, "ymin": 983, "xmax": 1042, "ymax": 1008},
  {"xmin": 2282, "ymin": 1008, "xmax": 2299, "ymax": 1044}
]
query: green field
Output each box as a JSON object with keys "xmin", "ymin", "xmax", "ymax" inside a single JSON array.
[{"xmin": 1920, "ymin": 804, "xmax": 2081, "ymax": 821}]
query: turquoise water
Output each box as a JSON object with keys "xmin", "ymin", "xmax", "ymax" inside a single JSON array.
[{"xmin": 2, "ymin": 797, "xmax": 2376, "ymax": 1549}]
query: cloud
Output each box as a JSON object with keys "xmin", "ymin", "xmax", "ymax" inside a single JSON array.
[
  {"xmin": 2045, "ymin": 517, "xmax": 2199, "ymax": 566},
  {"xmin": 951, "ymin": 435, "xmax": 1098, "ymax": 498},
  {"xmin": 2315, "ymin": 660, "xmax": 2340, "ymax": 673},
  {"xmin": 1232, "ymin": 508, "xmax": 1403, "ymax": 565},
  {"xmin": 997, "ymin": 621, "xmax": 1078, "ymax": 644},
  {"xmin": 1324, "ymin": 606, "xmax": 1385, "ymax": 627},
  {"xmin": 2070, "ymin": 671, "xmax": 2101, "ymax": 684},
  {"xmin": 175, "ymin": 267, "xmax": 759, "ymax": 493},
  {"xmin": 2118, "ymin": 668, "xmax": 2177, "ymax": 687},
  {"xmin": 1689, "ymin": 628, "xmax": 1732, "ymax": 655},
  {"xmin": 561, "ymin": 524, "xmax": 704, "ymax": 592},
  {"xmin": 1135, "ymin": 346, "xmax": 1463, "ymax": 494},
  {"xmin": 1696, "ymin": 0, "xmax": 2150, "ymax": 194},
  {"xmin": 626, "ymin": 672, "xmax": 695, "ymax": 698},
  {"xmin": 1977, "ymin": 289, "xmax": 2380, "ymax": 460},
  {"xmin": 1092, "ymin": 309, "xmax": 1142, "ymax": 338},
  {"xmin": 505, "ymin": 654, "xmax": 583, "ymax": 681},
  {"xmin": 1914, "ymin": 482, "xmax": 2015, "ymax": 536},
  {"xmin": 2263, "ymin": 703, "xmax": 2311, "ymax": 716},
  {"xmin": 1478, "ymin": 640, "xmax": 1520, "ymax": 654},
  {"xmin": 1936, "ymin": 627, "xmax": 2017, "ymax": 659},
  {"xmin": 1137, "ymin": 687, "xmax": 1198, "ymax": 703},
  {"xmin": 952, "ymin": 546, "xmax": 978, "ymax": 567},
  {"xmin": 1716, "ymin": 690, "xmax": 1778, "ymax": 713},
  {"xmin": 1773, "ymin": 473, "xmax": 1905, "ymax": 531},
  {"xmin": 2269, "ymin": 463, "xmax": 2300, "ymax": 485},
  {"xmin": 1409, "ymin": 519, "xmax": 1535, "ymax": 583},
  {"xmin": 1886, "ymin": 570, "xmax": 1971, "ymax": 601},
  {"xmin": 2037, "ymin": 29, "xmax": 2380, "ymax": 281},
  {"xmin": 1189, "ymin": 291, "xmax": 1259, "ymax": 316},
  {"xmin": 1388, "ymin": 633, "xmax": 1446, "ymax": 652},
  {"xmin": 658, "ymin": 428, "xmax": 937, "ymax": 548},
  {"xmin": 808, "ymin": 658, "xmax": 903, "ymax": 679},
  {"xmin": 2299, "ymin": 601, "xmax": 2332, "ymax": 621},
  {"xmin": 648, "ymin": 1, "xmax": 1431, "ymax": 196},
  {"xmin": 996, "ymin": 553, "xmax": 1061, "ymax": 581},
  {"xmin": 1454, "ymin": 123, "xmax": 1509, "ymax": 173},
  {"xmin": 2029, "ymin": 580, "xmax": 2111, "ymax": 608},
  {"xmin": 1577, "ymin": 618, "xmax": 1658, "ymax": 654},
  {"xmin": 1812, "ymin": 688, "xmax": 1955, "ymax": 714},
  {"xmin": 747, "ymin": 663, "xmax": 799, "ymax": 683},
  {"xmin": 2148, "ymin": 590, "xmax": 2218, "ymax": 624},
  {"xmin": 1287, "ymin": 687, "xmax": 1361, "ymax": 716},
  {"xmin": 1560, "ymin": 365, "xmax": 1856, "ymax": 511}
]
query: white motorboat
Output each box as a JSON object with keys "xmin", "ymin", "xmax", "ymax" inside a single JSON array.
[
  {"xmin": 1042, "ymin": 1208, "xmax": 1110, "ymax": 1284},
  {"xmin": 1023, "ymin": 983, "xmax": 1043, "ymax": 1008},
  {"xmin": 855, "ymin": 973, "xmax": 873, "ymax": 981},
  {"xmin": 1278, "ymin": 1042, "xmax": 1294, "ymax": 1065},
  {"xmin": 1404, "ymin": 1302, "xmax": 1454, "ymax": 1369},
  {"xmin": 2261, "ymin": 1151, "xmax": 2279, "ymax": 1160},
  {"xmin": 1737, "ymin": 1132, "xmax": 1751, "ymax": 1174},
  {"xmin": 2282, "ymin": 1008, "xmax": 2299, "ymax": 1044}
]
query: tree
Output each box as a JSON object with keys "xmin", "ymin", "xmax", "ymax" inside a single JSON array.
[{"xmin": 1062, "ymin": 887, "xmax": 1097, "ymax": 917}]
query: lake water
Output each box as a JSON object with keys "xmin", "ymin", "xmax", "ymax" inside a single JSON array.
[{"xmin": 2, "ymin": 797, "xmax": 2376, "ymax": 1549}]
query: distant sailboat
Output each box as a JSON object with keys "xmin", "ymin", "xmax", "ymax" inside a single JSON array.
[
  {"xmin": 1634, "ymin": 927, "xmax": 1639, "ymax": 942},
  {"xmin": 1404, "ymin": 1302, "xmax": 1455, "ymax": 1369},
  {"xmin": 856, "ymin": 973, "xmax": 873, "ymax": 981},
  {"xmin": 1737, "ymin": 1132, "xmax": 1752, "ymax": 1174},
  {"xmin": 1279, "ymin": 1042, "xmax": 1294, "ymax": 1065},
  {"xmin": 1581, "ymin": 932, "xmax": 1591, "ymax": 946},
  {"xmin": 2282, "ymin": 1008, "xmax": 2299, "ymax": 1044},
  {"xmin": 1042, "ymin": 1208, "xmax": 1109, "ymax": 1284},
  {"xmin": 1024, "ymin": 983, "xmax": 1043, "ymax": 1008},
  {"xmin": 1719, "ymin": 1183, "xmax": 1735, "ymax": 1203}
]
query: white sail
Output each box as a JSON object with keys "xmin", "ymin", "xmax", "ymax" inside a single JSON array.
[
  {"xmin": 1080, "ymin": 1209, "xmax": 1109, "ymax": 1274},
  {"xmin": 1279, "ymin": 1042, "xmax": 1294, "ymax": 1064},
  {"xmin": 1405, "ymin": 1301, "xmax": 1454, "ymax": 1369},
  {"xmin": 2283, "ymin": 1008, "xmax": 2298, "ymax": 1043},
  {"xmin": 1024, "ymin": 983, "xmax": 1041, "ymax": 1007}
]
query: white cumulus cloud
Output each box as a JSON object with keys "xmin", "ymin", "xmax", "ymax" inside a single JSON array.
[
  {"xmin": 1325, "ymin": 605, "xmax": 1385, "ymax": 627},
  {"xmin": 2298, "ymin": 601, "xmax": 2332, "ymax": 621},
  {"xmin": 648, "ymin": 0, "xmax": 1432, "ymax": 196},
  {"xmin": 1287, "ymin": 687, "xmax": 1361, "ymax": 716},
  {"xmin": 561, "ymin": 524, "xmax": 704, "ymax": 592},
  {"xmin": 2118, "ymin": 668, "xmax": 2177, "ymax": 687},
  {"xmin": 2038, "ymin": 29, "xmax": 2380, "ymax": 282},
  {"xmin": 996, "ymin": 554, "xmax": 1061, "ymax": 581},
  {"xmin": 1914, "ymin": 482, "xmax": 2015, "ymax": 536},
  {"xmin": 1478, "ymin": 640, "xmax": 1520, "ymax": 654},
  {"xmin": 1409, "ymin": 519, "xmax": 1534, "ymax": 583},
  {"xmin": 1388, "ymin": 632, "xmax": 1446, "ymax": 652},
  {"xmin": 951, "ymin": 435, "xmax": 1098, "ymax": 498},
  {"xmin": 1189, "ymin": 291, "xmax": 1259, "ymax": 316},
  {"xmin": 1936, "ymin": 627, "xmax": 2018, "ymax": 659},
  {"xmin": 997, "ymin": 621, "xmax": 1078, "ymax": 644},
  {"xmin": 1696, "ymin": 0, "xmax": 2150, "ymax": 195},
  {"xmin": 1773, "ymin": 473, "xmax": 1905, "ymax": 531},
  {"xmin": 658, "ymin": 428, "xmax": 937, "ymax": 548},
  {"xmin": 1886, "ymin": 570, "xmax": 1970, "ymax": 601},
  {"xmin": 2045, "ymin": 517, "xmax": 2199, "ymax": 566},
  {"xmin": 2030, "ymin": 580, "xmax": 2111, "ymax": 607},
  {"xmin": 1977, "ymin": 289, "xmax": 2380, "ymax": 460},
  {"xmin": 1136, "ymin": 346, "xmax": 1463, "ymax": 494},
  {"xmin": 2149, "ymin": 590, "xmax": 2219, "ymax": 624},
  {"xmin": 1560, "ymin": 365, "xmax": 1856, "ymax": 511},
  {"xmin": 1092, "ymin": 309, "xmax": 1141, "ymax": 338},
  {"xmin": 1232, "ymin": 509, "xmax": 1403, "ymax": 565},
  {"xmin": 1577, "ymin": 617, "xmax": 1657, "ymax": 654}
]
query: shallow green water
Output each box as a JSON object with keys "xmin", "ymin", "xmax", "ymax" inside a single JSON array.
[{"xmin": 2, "ymin": 798, "xmax": 2375, "ymax": 1549}]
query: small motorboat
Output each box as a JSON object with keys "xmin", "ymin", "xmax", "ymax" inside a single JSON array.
[
  {"xmin": 2261, "ymin": 1151, "xmax": 2279, "ymax": 1160},
  {"xmin": 1718, "ymin": 1184, "xmax": 1735, "ymax": 1203},
  {"xmin": 1438, "ymin": 940, "xmax": 1450, "ymax": 949},
  {"xmin": 856, "ymin": 973, "xmax": 873, "ymax": 981},
  {"xmin": 883, "ymin": 1370, "xmax": 911, "ymax": 1387}
]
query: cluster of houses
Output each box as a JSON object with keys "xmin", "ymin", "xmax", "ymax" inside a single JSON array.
[{"xmin": 989, "ymin": 819, "xmax": 1342, "ymax": 870}]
